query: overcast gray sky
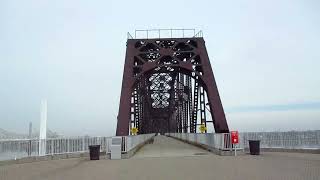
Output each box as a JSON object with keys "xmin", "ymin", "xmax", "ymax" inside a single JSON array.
[{"xmin": 0, "ymin": 0, "xmax": 319, "ymax": 136}]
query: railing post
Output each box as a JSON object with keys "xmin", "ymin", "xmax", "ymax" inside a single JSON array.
[
  {"xmin": 82, "ymin": 137, "xmax": 85, "ymax": 152},
  {"xmin": 67, "ymin": 138, "xmax": 69, "ymax": 153},
  {"xmin": 281, "ymin": 132, "xmax": 284, "ymax": 148},
  {"xmin": 51, "ymin": 139, "xmax": 54, "ymax": 155},
  {"xmin": 28, "ymin": 140, "xmax": 31, "ymax": 156},
  {"xmin": 317, "ymin": 131, "xmax": 320, "ymax": 147}
]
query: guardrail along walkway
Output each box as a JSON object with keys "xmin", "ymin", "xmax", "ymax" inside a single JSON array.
[
  {"xmin": 1, "ymin": 136, "xmax": 319, "ymax": 180},
  {"xmin": 133, "ymin": 135, "xmax": 209, "ymax": 158}
]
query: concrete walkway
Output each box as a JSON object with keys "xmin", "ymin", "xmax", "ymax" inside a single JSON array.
[
  {"xmin": 133, "ymin": 135, "xmax": 209, "ymax": 158},
  {"xmin": 1, "ymin": 136, "xmax": 319, "ymax": 180}
]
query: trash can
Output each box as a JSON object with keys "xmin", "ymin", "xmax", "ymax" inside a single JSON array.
[
  {"xmin": 249, "ymin": 140, "xmax": 260, "ymax": 155},
  {"xmin": 89, "ymin": 145, "xmax": 100, "ymax": 160}
]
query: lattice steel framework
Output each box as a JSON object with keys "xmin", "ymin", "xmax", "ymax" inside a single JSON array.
[{"xmin": 116, "ymin": 36, "xmax": 229, "ymax": 136}]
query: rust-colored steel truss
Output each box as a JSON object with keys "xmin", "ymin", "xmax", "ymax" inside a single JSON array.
[{"xmin": 116, "ymin": 37, "xmax": 229, "ymax": 136}]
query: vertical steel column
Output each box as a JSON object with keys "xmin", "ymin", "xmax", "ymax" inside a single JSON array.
[
  {"xmin": 191, "ymin": 75, "xmax": 199, "ymax": 133},
  {"xmin": 179, "ymin": 74, "xmax": 185, "ymax": 132},
  {"xmin": 183, "ymin": 97, "xmax": 188, "ymax": 132},
  {"xmin": 199, "ymin": 86, "xmax": 207, "ymax": 132},
  {"xmin": 133, "ymin": 88, "xmax": 139, "ymax": 128},
  {"xmin": 137, "ymin": 82, "xmax": 142, "ymax": 131},
  {"xmin": 182, "ymin": 74, "xmax": 188, "ymax": 133},
  {"xmin": 177, "ymin": 73, "xmax": 182, "ymax": 133},
  {"xmin": 187, "ymin": 76, "xmax": 192, "ymax": 133}
]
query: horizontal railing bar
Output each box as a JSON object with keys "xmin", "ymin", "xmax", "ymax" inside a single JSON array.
[{"xmin": 135, "ymin": 29, "xmax": 195, "ymax": 31}]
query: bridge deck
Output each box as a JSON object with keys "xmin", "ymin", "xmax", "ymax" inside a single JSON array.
[
  {"xmin": 1, "ymin": 136, "xmax": 319, "ymax": 180},
  {"xmin": 133, "ymin": 135, "xmax": 209, "ymax": 158}
]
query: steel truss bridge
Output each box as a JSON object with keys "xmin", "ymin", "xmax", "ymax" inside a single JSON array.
[{"xmin": 116, "ymin": 29, "xmax": 229, "ymax": 136}]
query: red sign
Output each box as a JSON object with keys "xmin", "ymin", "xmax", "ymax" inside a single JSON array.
[{"xmin": 231, "ymin": 131, "xmax": 239, "ymax": 144}]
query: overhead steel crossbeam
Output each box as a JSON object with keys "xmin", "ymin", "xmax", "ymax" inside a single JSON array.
[{"xmin": 116, "ymin": 35, "xmax": 229, "ymax": 136}]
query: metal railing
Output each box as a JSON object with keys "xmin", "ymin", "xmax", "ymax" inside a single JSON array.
[
  {"xmin": 194, "ymin": 30, "xmax": 203, "ymax": 37},
  {"xmin": 240, "ymin": 131, "xmax": 320, "ymax": 149},
  {"xmin": 0, "ymin": 134, "xmax": 156, "ymax": 161},
  {"xmin": 0, "ymin": 137, "xmax": 110, "ymax": 161},
  {"xmin": 166, "ymin": 131, "xmax": 320, "ymax": 152},
  {"xmin": 125, "ymin": 133, "xmax": 155, "ymax": 152},
  {"xmin": 127, "ymin": 29, "xmax": 203, "ymax": 39},
  {"xmin": 166, "ymin": 133, "xmax": 232, "ymax": 151}
]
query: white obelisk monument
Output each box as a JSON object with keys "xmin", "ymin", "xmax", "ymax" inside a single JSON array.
[{"xmin": 39, "ymin": 99, "xmax": 47, "ymax": 156}]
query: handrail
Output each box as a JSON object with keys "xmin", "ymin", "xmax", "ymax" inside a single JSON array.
[
  {"xmin": 193, "ymin": 30, "xmax": 203, "ymax": 37},
  {"xmin": 0, "ymin": 134, "xmax": 156, "ymax": 161},
  {"xmin": 127, "ymin": 29, "xmax": 203, "ymax": 39},
  {"xmin": 166, "ymin": 131, "xmax": 320, "ymax": 152}
]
